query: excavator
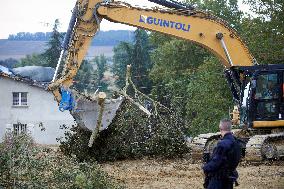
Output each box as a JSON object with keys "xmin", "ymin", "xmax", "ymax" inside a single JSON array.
[{"xmin": 48, "ymin": 0, "xmax": 284, "ymax": 161}]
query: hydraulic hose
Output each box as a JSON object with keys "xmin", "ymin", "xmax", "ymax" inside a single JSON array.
[
  {"xmin": 62, "ymin": 5, "xmax": 78, "ymax": 50},
  {"xmin": 148, "ymin": 0, "xmax": 194, "ymax": 10}
]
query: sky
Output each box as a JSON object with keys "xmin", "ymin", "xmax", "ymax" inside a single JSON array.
[{"xmin": 0, "ymin": 0, "xmax": 250, "ymax": 39}]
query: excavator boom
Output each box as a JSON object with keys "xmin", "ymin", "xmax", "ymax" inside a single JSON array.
[
  {"xmin": 48, "ymin": 0, "xmax": 284, "ymax": 161},
  {"xmin": 97, "ymin": 1, "xmax": 254, "ymax": 67},
  {"xmin": 49, "ymin": 0, "xmax": 254, "ymax": 131},
  {"xmin": 51, "ymin": 0, "xmax": 254, "ymax": 92}
]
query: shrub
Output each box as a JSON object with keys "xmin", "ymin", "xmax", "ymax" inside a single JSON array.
[{"xmin": 0, "ymin": 132, "xmax": 122, "ymax": 189}]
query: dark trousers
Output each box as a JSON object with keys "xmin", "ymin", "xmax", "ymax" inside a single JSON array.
[{"xmin": 207, "ymin": 178, "xmax": 233, "ymax": 189}]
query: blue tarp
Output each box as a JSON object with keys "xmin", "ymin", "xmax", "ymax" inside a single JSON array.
[
  {"xmin": 59, "ymin": 88, "xmax": 75, "ymax": 112},
  {"xmin": 0, "ymin": 65, "xmax": 13, "ymax": 75}
]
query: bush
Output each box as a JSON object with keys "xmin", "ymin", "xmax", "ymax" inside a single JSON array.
[
  {"xmin": 59, "ymin": 100, "xmax": 190, "ymax": 162},
  {"xmin": 0, "ymin": 132, "xmax": 122, "ymax": 189}
]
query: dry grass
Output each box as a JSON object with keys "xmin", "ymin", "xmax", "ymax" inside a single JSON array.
[{"xmin": 101, "ymin": 158, "xmax": 284, "ymax": 189}]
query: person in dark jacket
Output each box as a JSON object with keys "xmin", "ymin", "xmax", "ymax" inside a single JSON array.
[{"xmin": 203, "ymin": 118, "xmax": 241, "ymax": 189}]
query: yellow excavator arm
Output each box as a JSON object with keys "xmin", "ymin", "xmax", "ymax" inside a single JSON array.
[
  {"xmin": 49, "ymin": 0, "xmax": 254, "ymax": 103},
  {"xmin": 97, "ymin": 2, "xmax": 254, "ymax": 67},
  {"xmin": 48, "ymin": 0, "xmax": 284, "ymax": 160}
]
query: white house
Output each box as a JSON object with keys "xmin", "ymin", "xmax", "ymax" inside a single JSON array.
[{"xmin": 0, "ymin": 71, "xmax": 75, "ymax": 144}]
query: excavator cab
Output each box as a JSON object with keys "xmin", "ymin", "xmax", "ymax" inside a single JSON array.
[{"xmin": 237, "ymin": 65, "xmax": 284, "ymax": 129}]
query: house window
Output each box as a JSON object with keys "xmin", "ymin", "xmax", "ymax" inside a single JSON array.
[
  {"xmin": 12, "ymin": 92, "xmax": 28, "ymax": 106},
  {"xmin": 13, "ymin": 123, "xmax": 27, "ymax": 135}
]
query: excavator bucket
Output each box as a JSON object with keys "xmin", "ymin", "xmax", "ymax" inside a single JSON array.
[
  {"xmin": 54, "ymin": 87, "xmax": 124, "ymax": 132},
  {"xmin": 56, "ymin": 88, "xmax": 124, "ymax": 131},
  {"xmin": 71, "ymin": 94, "xmax": 124, "ymax": 131}
]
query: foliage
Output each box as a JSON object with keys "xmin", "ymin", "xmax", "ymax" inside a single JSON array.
[
  {"xmin": 0, "ymin": 132, "xmax": 122, "ymax": 189},
  {"xmin": 148, "ymin": 0, "xmax": 245, "ymax": 136},
  {"xmin": 94, "ymin": 54, "xmax": 109, "ymax": 92},
  {"xmin": 8, "ymin": 30, "xmax": 134, "ymax": 46},
  {"xmin": 112, "ymin": 42, "xmax": 133, "ymax": 89},
  {"xmin": 112, "ymin": 29, "xmax": 153, "ymax": 94},
  {"xmin": 150, "ymin": 46, "xmax": 234, "ymax": 137},
  {"xmin": 149, "ymin": 39, "xmax": 208, "ymax": 115},
  {"xmin": 131, "ymin": 29, "xmax": 153, "ymax": 94},
  {"xmin": 73, "ymin": 55, "xmax": 112, "ymax": 93},
  {"xmin": 148, "ymin": 39, "xmax": 233, "ymax": 137},
  {"xmin": 73, "ymin": 59, "xmax": 98, "ymax": 93},
  {"xmin": 0, "ymin": 58, "xmax": 18, "ymax": 68},
  {"xmin": 8, "ymin": 32, "xmax": 53, "ymax": 41},
  {"xmin": 41, "ymin": 19, "xmax": 64, "ymax": 68},
  {"xmin": 15, "ymin": 53, "xmax": 45, "ymax": 67},
  {"xmin": 241, "ymin": 0, "xmax": 284, "ymax": 64},
  {"xmin": 244, "ymin": 0, "xmax": 284, "ymax": 28},
  {"xmin": 149, "ymin": 40, "xmax": 208, "ymax": 83},
  {"xmin": 186, "ymin": 0, "xmax": 243, "ymax": 30},
  {"xmin": 186, "ymin": 57, "xmax": 233, "ymax": 136},
  {"xmin": 59, "ymin": 100, "xmax": 190, "ymax": 162}
]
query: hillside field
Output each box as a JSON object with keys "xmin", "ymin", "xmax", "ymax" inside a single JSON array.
[{"xmin": 0, "ymin": 40, "xmax": 114, "ymax": 61}]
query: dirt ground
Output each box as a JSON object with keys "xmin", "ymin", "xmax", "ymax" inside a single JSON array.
[{"xmin": 101, "ymin": 158, "xmax": 284, "ymax": 189}]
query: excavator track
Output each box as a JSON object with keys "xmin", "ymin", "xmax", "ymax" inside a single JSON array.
[
  {"xmin": 190, "ymin": 129, "xmax": 246, "ymax": 162},
  {"xmin": 245, "ymin": 132, "xmax": 284, "ymax": 161},
  {"xmin": 190, "ymin": 130, "xmax": 284, "ymax": 162},
  {"xmin": 190, "ymin": 132, "xmax": 221, "ymax": 161},
  {"xmin": 189, "ymin": 129, "xmax": 284, "ymax": 162}
]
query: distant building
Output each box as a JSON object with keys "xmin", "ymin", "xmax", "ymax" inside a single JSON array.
[{"xmin": 0, "ymin": 70, "xmax": 75, "ymax": 144}]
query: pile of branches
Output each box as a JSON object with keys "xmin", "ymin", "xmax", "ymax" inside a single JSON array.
[{"xmin": 59, "ymin": 99, "xmax": 190, "ymax": 162}]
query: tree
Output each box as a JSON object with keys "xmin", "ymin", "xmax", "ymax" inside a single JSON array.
[
  {"xmin": 112, "ymin": 29, "xmax": 152, "ymax": 94},
  {"xmin": 186, "ymin": 57, "xmax": 233, "ymax": 136},
  {"xmin": 73, "ymin": 55, "xmax": 111, "ymax": 94},
  {"xmin": 16, "ymin": 54, "xmax": 45, "ymax": 67},
  {"xmin": 148, "ymin": 0, "xmax": 244, "ymax": 135},
  {"xmin": 149, "ymin": 39, "xmax": 208, "ymax": 108},
  {"xmin": 15, "ymin": 19, "xmax": 63, "ymax": 69},
  {"xmin": 73, "ymin": 60, "xmax": 97, "ymax": 93},
  {"xmin": 131, "ymin": 29, "xmax": 153, "ymax": 94},
  {"xmin": 186, "ymin": 0, "xmax": 243, "ymax": 30},
  {"xmin": 42, "ymin": 19, "xmax": 64, "ymax": 68},
  {"xmin": 94, "ymin": 55, "xmax": 109, "ymax": 92},
  {"xmin": 112, "ymin": 42, "xmax": 133, "ymax": 89},
  {"xmin": 8, "ymin": 32, "xmax": 50, "ymax": 41},
  {"xmin": 241, "ymin": 0, "xmax": 284, "ymax": 64},
  {"xmin": 0, "ymin": 58, "xmax": 18, "ymax": 68}
]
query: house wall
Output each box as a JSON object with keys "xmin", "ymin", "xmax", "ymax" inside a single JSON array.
[{"xmin": 0, "ymin": 76, "xmax": 75, "ymax": 144}]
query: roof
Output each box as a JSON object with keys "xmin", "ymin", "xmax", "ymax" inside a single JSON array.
[
  {"xmin": 0, "ymin": 68, "xmax": 49, "ymax": 90},
  {"xmin": 0, "ymin": 65, "xmax": 13, "ymax": 75}
]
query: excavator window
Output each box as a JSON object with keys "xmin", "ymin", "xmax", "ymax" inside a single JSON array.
[
  {"xmin": 254, "ymin": 73, "xmax": 282, "ymax": 120},
  {"xmin": 255, "ymin": 74, "xmax": 279, "ymax": 100}
]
